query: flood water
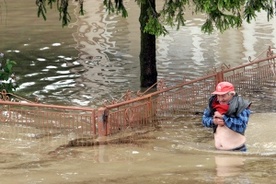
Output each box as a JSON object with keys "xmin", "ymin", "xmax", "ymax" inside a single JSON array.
[{"xmin": 0, "ymin": 1, "xmax": 276, "ymax": 183}]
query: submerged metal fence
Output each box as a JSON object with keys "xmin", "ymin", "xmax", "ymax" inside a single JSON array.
[
  {"xmin": 0, "ymin": 100, "xmax": 97, "ymax": 145},
  {"xmin": 0, "ymin": 46, "xmax": 275, "ymax": 144}
]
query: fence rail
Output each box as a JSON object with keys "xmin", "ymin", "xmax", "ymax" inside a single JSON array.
[
  {"xmin": 0, "ymin": 46, "xmax": 275, "ymax": 144},
  {"xmin": 0, "ymin": 100, "xmax": 97, "ymax": 145}
]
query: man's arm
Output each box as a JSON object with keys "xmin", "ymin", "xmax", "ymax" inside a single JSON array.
[
  {"xmin": 202, "ymin": 108, "xmax": 214, "ymax": 127},
  {"xmin": 222, "ymin": 108, "xmax": 251, "ymax": 134}
]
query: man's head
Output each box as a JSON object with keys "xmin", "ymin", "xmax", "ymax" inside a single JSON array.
[{"xmin": 212, "ymin": 81, "xmax": 235, "ymax": 104}]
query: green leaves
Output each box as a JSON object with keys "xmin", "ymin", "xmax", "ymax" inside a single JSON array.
[
  {"xmin": 0, "ymin": 56, "xmax": 18, "ymax": 94},
  {"xmin": 48, "ymin": 0, "xmax": 56, "ymax": 9},
  {"xmin": 103, "ymin": 0, "xmax": 128, "ymax": 17},
  {"xmin": 244, "ymin": 0, "xmax": 274, "ymax": 23},
  {"xmin": 144, "ymin": 14, "xmax": 168, "ymax": 36},
  {"xmin": 160, "ymin": 0, "xmax": 189, "ymax": 32},
  {"xmin": 79, "ymin": 0, "xmax": 85, "ymax": 16},
  {"xmin": 201, "ymin": 19, "xmax": 214, "ymax": 33},
  {"xmin": 58, "ymin": 0, "xmax": 71, "ymax": 27},
  {"xmin": 36, "ymin": 0, "xmax": 275, "ymax": 36},
  {"xmin": 202, "ymin": 9, "xmax": 243, "ymax": 33},
  {"xmin": 36, "ymin": 0, "xmax": 47, "ymax": 21},
  {"xmin": 36, "ymin": 0, "xmax": 85, "ymax": 27},
  {"xmin": 197, "ymin": 0, "xmax": 274, "ymax": 34}
]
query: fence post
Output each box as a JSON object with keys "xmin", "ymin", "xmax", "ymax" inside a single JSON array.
[
  {"xmin": 97, "ymin": 107, "xmax": 110, "ymax": 136},
  {"xmin": 215, "ymin": 71, "xmax": 224, "ymax": 85}
]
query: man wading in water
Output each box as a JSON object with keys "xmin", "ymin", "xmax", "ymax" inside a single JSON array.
[{"xmin": 202, "ymin": 81, "xmax": 251, "ymax": 151}]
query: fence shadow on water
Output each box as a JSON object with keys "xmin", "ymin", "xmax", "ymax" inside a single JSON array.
[{"xmin": 0, "ymin": 46, "xmax": 275, "ymax": 147}]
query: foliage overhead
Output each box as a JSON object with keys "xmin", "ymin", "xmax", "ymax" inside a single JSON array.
[
  {"xmin": 36, "ymin": 0, "xmax": 274, "ymax": 34},
  {"xmin": 105, "ymin": 0, "xmax": 275, "ymax": 35},
  {"xmin": 103, "ymin": 0, "xmax": 128, "ymax": 17},
  {"xmin": 36, "ymin": 0, "xmax": 85, "ymax": 27},
  {"xmin": 193, "ymin": 0, "xmax": 275, "ymax": 33}
]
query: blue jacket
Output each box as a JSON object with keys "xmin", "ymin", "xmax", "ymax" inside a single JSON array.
[{"xmin": 202, "ymin": 94, "xmax": 251, "ymax": 135}]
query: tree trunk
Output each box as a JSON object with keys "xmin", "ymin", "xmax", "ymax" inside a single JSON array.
[{"xmin": 139, "ymin": 0, "xmax": 157, "ymax": 88}]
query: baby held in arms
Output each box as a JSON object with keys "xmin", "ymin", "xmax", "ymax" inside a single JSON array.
[{"xmin": 202, "ymin": 81, "xmax": 251, "ymax": 152}]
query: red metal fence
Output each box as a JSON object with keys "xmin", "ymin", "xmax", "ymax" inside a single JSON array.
[{"xmin": 0, "ymin": 46, "xmax": 275, "ymax": 144}]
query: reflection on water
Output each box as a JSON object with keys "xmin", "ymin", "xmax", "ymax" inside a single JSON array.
[
  {"xmin": 0, "ymin": 1, "xmax": 276, "ymax": 184},
  {"xmin": 0, "ymin": 0, "xmax": 80, "ymax": 105},
  {"xmin": 215, "ymin": 155, "xmax": 245, "ymax": 177},
  {"xmin": 215, "ymin": 155, "xmax": 246, "ymax": 183},
  {"xmin": 247, "ymin": 113, "xmax": 276, "ymax": 152},
  {"xmin": 69, "ymin": 0, "xmax": 141, "ymax": 107},
  {"xmin": 1, "ymin": 1, "xmax": 275, "ymax": 108},
  {"xmin": 1, "ymin": 113, "xmax": 276, "ymax": 184}
]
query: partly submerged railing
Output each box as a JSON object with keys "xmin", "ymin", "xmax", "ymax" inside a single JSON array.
[
  {"xmin": 0, "ymin": 100, "xmax": 97, "ymax": 144},
  {"xmin": 0, "ymin": 46, "xmax": 275, "ymax": 145}
]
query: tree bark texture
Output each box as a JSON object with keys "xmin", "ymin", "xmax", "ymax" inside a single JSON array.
[{"xmin": 139, "ymin": 0, "xmax": 157, "ymax": 88}]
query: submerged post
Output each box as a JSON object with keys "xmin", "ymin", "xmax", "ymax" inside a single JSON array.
[{"xmin": 97, "ymin": 107, "xmax": 110, "ymax": 136}]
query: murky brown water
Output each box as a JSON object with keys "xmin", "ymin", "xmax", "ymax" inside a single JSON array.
[
  {"xmin": 0, "ymin": 1, "xmax": 276, "ymax": 183},
  {"xmin": 1, "ymin": 113, "xmax": 275, "ymax": 184}
]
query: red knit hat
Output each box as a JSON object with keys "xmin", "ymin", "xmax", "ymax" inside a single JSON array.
[{"xmin": 212, "ymin": 81, "xmax": 234, "ymax": 95}]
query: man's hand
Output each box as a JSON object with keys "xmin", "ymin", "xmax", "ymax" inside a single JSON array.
[{"xmin": 213, "ymin": 111, "xmax": 225, "ymax": 126}]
